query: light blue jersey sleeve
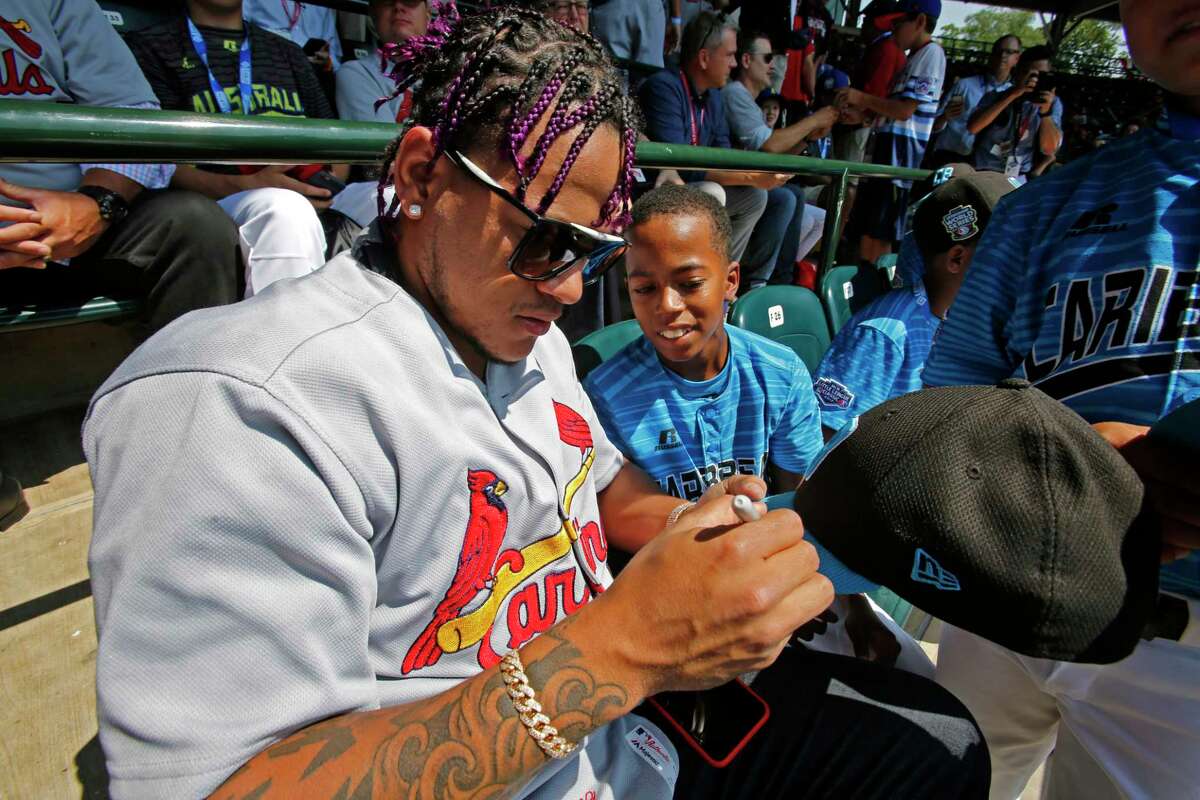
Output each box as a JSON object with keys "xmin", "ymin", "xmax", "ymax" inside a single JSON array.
[
  {"xmin": 768, "ymin": 360, "xmax": 825, "ymax": 475},
  {"xmin": 815, "ymin": 325, "xmax": 905, "ymax": 431},
  {"xmin": 923, "ymin": 198, "xmax": 1025, "ymax": 387}
]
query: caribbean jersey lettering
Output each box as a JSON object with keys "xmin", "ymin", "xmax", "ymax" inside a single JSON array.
[
  {"xmin": 1023, "ymin": 266, "xmax": 1199, "ymax": 400},
  {"xmin": 924, "ymin": 119, "xmax": 1200, "ymax": 598}
]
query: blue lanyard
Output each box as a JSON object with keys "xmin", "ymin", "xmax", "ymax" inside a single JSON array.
[{"xmin": 187, "ymin": 18, "xmax": 252, "ymax": 115}]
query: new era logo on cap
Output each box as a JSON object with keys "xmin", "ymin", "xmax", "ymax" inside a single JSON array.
[{"xmin": 911, "ymin": 548, "xmax": 960, "ymax": 591}]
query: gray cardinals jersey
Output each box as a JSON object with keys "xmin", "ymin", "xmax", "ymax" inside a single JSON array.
[
  {"xmin": 85, "ymin": 223, "xmax": 679, "ymax": 799},
  {"xmin": 0, "ymin": 0, "xmax": 161, "ymax": 194}
]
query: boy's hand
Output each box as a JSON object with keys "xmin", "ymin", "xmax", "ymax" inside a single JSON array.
[{"xmin": 1037, "ymin": 88, "xmax": 1056, "ymax": 114}]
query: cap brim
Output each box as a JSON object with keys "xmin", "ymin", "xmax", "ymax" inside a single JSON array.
[{"xmin": 765, "ymin": 493, "xmax": 881, "ymax": 594}]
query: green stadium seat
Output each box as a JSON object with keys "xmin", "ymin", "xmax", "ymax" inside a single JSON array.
[
  {"xmin": 876, "ymin": 252, "xmax": 899, "ymax": 285},
  {"xmin": 96, "ymin": 1, "xmax": 174, "ymax": 35},
  {"xmin": 728, "ymin": 286, "xmax": 830, "ymax": 374},
  {"xmin": 571, "ymin": 318, "xmax": 643, "ymax": 381},
  {"xmin": 0, "ymin": 296, "xmax": 142, "ymax": 332},
  {"xmin": 820, "ymin": 265, "xmax": 860, "ymax": 335}
]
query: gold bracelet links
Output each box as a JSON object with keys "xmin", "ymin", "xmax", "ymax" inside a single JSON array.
[{"xmin": 499, "ymin": 649, "xmax": 578, "ymax": 760}]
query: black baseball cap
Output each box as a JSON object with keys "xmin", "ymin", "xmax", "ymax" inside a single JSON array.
[
  {"xmin": 911, "ymin": 169, "xmax": 1018, "ymax": 259},
  {"xmin": 793, "ymin": 380, "xmax": 1161, "ymax": 664}
]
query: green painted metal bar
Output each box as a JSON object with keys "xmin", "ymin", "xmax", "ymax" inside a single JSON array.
[
  {"xmin": 820, "ymin": 169, "xmax": 851, "ymax": 278},
  {"xmin": 634, "ymin": 142, "xmax": 930, "ymax": 181},
  {"xmin": 0, "ymin": 102, "xmax": 932, "ymax": 183}
]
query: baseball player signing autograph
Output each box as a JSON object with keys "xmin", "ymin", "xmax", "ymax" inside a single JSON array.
[
  {"xmin": 924, "ymin": 0, "xmax": 1200, "ymax": 795},
  {"xmin": 84, "ymin": 6, "xmax": 987, "ymax": 800}
]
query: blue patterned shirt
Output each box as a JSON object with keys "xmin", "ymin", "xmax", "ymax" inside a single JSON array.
[
  {"xmin": 924, "ymin": 111, "xmax": 1200, "ymax": 600},
  {"xmin": 814, "ymin": 282, "xmax": 941, "ymax": 432},
  {"xmin": 584, "ymin": 326, "xmax": 824, "ymax": 500}
]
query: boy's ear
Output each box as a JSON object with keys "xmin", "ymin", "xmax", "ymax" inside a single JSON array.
[
  {"xmin": 946, "ymin": 243, "xmax": 972, "ymax": 275},
  {"xmin": 725, "ymin": 260, "xmax": 741, "ymax": 301}
]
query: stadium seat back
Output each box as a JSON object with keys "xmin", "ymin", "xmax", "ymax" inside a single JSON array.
[
  {"xmin": 572, "ymin": 318, "xmax": 643, "ymax": 381},
  {"xmin": 821, "ymin": 265, "xmax": 861, "ymax": 335},
  {"xmin": 97, "ymin": 1, "xmax": 175, "ymax": 35},
  {"xmin": 876, "ymin": 252, "xmax": 899, "ymax": 286},
  {"xmin": 728, "ymin": 286, "xmax": 831, "ymax": 373}
]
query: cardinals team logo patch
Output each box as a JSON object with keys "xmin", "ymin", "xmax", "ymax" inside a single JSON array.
[
  {"xmin": 942, "ymin": 205, "xmax": 979, "ymax": 241},
  {"xmin": 402, "ymin": 400, "xmax": 607, "ymax": 675},
  {"xmin": 814, "ymin": 377, "xmax": 855, "ymax": 410}
]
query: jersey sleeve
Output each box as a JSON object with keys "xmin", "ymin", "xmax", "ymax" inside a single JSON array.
[
  {"xmin": 895, "ymin": 44, "xmax": 945, "ymax": 105},
  {"xmin": 85, "ymin": 373, "xmax": 380, "ymax": 799},
  {"xmin": 335, "ymin": 60, "xmax": 384, "ymax": 121},
  {"xmin": 724, "ymin": 85, "xmax": 773, "ymax": 152},
  {"xmin": 51, "ymin": 0, "xmax": 159, "ymax": 108},
  {"xmin": 768, "ymin": 359, "xmax": 824, "ymax": 475},
  {"xmin": 814, "ymin": 323, "xmax": 904, "ymax": 432},
  {"xmin": 923, "ymin": 198, "xmax": 1025, "ymax": 387}
]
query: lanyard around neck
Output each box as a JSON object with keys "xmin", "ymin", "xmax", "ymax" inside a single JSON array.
[
  {"xmin": 679, "ymin": 71, "xmax": 705, "ymax": 146},
  {"xmin": 187, "ymin": 18, "xmax": 253, "ymax": 115}
]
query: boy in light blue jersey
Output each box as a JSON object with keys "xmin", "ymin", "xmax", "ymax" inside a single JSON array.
[
  {"xmin": 585, "ymin": 185, "xmax": 934, "ymax": 673},
  {"xmin": 925, "ymin": 2, "xmax": 1200, "ymax": 795},
  {"xmin": 815, "ymin": 168, "xmax": 1016, "ymax": 435},
  {"xmin": 584, "ymin": 186, "xmax": 823, "ymax": 499},
  {"xmin": 834, "ymin": 0, "xmax": 946, "ymax": 265}
]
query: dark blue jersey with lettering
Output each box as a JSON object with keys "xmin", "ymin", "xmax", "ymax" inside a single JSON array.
[{"xmin": 924, "ymin": 111, "xmax": 1200, "ymax": 599}]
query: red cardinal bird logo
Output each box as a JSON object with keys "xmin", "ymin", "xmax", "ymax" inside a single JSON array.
[{"xmin": 402, "ymin": 469, "xmax": 509, "ymax": 675}]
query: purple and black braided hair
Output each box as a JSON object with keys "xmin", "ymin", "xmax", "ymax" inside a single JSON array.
[{"xmin": 375, "ymin": 1, "xmax": 642, "ymax": 228}]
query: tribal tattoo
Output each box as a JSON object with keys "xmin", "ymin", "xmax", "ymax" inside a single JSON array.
[{"xmin": 214, "ymin": 619, "xmax": 633, "ymax": 800}]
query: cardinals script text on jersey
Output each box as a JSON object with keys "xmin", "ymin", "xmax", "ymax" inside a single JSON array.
[{"xmin": 402, "ymin": 401, "xmax": 610, "ymax": 674}]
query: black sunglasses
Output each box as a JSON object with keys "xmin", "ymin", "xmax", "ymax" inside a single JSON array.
[{"xmin": 444, "ymin": 149, "xmax": 628, "ymax": 287}]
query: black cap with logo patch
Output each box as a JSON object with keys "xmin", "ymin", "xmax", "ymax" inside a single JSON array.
[
  {"xmin": 795, "ymin": 380, "xmax": 1161, "ymax": 664},
  {"xmin": 910, "ymin": 169, "xmax": 1018, "ymax": 259}
]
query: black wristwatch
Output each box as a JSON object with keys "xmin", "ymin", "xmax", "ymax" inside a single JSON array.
[{"xmin": 76, "ymin": 185, "xmax": 130, "ymax": 225}]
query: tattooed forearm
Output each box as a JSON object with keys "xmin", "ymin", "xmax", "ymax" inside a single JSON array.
[{"xmin": 214, "ymin": 614, "xmax": 636, "ymax": 800}]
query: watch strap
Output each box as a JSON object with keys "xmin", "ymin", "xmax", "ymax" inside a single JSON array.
[{"xmin": 76, "ymin": 185, "xmax": 130, "ymax": 222}]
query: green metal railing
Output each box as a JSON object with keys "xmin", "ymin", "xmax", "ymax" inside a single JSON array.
[{"xmin": 0, "ymin": 100, "xmax": 929, "ymax": 276}]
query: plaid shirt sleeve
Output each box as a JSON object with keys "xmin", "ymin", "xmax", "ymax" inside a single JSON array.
[{"xmin": 80, "ymin": 102, "xmax": 176, "ymax": 190}]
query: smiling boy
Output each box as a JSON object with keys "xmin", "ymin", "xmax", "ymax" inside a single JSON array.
[
  {"xmin": 583, "ymin": 185, "xmax": 934, "ymax": 671},
  {"xmin": 584, "ymin": 185, "xmax": 823, "ymax": 500}
]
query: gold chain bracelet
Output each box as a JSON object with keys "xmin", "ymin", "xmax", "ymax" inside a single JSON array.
[{"xmin": 499, "ymin": 650, "xmax": 578, "ymax": 760}]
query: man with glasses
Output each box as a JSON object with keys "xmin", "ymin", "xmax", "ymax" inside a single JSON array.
[
  {"xmin": 967, "ymin": 45, "xmax": 1062, "ymax": 184},
  {"xmin": 539, "ymin": 0, "xmax": 589, "ymax": 34},
  {"xmin": 722, "ymin": 29, "xmax": 838, "ymax": 284},
  {"xmin": 927, "ymin": 35, "xmax": 1021, "ymax": 169},
  {"xmin": 641, "ymin": 12, "xmax": 794, "ymax": 287}
]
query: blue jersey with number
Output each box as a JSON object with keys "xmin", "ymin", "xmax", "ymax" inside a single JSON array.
[
  {"xmin": 814, "ymin": 283, "xmax": 941, "ymax": 432},
  {"xmin": 924, "ymin": 112, "xmax": 1200, "ymax": 600},
  {"xmin": 583, "ymin": 325, "xmax": 824, "ymax": 501}
]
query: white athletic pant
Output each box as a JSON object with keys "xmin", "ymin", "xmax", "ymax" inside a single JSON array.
[
  {"xmin": 217, "ymin": 188, "xmax": 327, "ymax": 298},
  {"xmin": 797, "ymin": 204, "xmax": 826, "ymax": 263},
  {"xmin": 935, "ymin": 616, "xmax": 1200, "ymax": 800},
  {"xmin": 803, "ymin": 595, "xmax": 935, "ymax": 679}
]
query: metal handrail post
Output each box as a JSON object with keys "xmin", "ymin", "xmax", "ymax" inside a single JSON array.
[{"xmin": 820, "ymin": 169, "xmax": 851, "ymax": 278}]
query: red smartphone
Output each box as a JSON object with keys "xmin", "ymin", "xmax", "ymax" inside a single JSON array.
[{"xmin": 647, "ymin": 679, "xmax": 770, "ymax": 768}]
